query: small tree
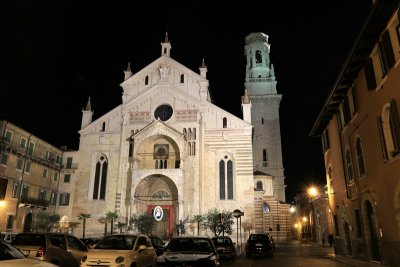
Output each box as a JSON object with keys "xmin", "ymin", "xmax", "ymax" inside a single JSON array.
[
  {"xmin": 116, "ymin": 222, "xmax": 127, "ymax": 233},
  {"xmin": 35, "ymin": 212, "xmax": 60, "ymax": 232},
  {"xmin": 78, "ymin": 213, "xmax": 91, "ymax": 238},
  {"xmin": 105, "ymin": 211, "xmax": 119, "ymax": 235},
  {"xmin": 191, "ymin": 215, "xmax": 205, "ymax": 235},
  {"xmin": 204, "ymin": 208, "xmax": 234, "ymax": 236},
  {"xmin": 130, "ymin": 213, "xmax": 156, "ymax": 234}
]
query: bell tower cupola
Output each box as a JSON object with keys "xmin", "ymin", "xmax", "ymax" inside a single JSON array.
[{"xmin": 161, "ymin": 32, "xmax": 172, "ymax": 57}]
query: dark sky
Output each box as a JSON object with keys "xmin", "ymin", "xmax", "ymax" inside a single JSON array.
[{"xmin": 3, "ymin": 3, "xmax": 372, "ymax": 202}]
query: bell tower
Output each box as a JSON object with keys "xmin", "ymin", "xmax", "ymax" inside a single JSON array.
[{"xmin": 244, "ymin": 32, "xmax": 286, "ymax": 202}]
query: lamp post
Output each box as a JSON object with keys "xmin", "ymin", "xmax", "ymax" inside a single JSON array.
[
  {"xmin": 59, "ymin": 216, "xmax": 70, "ymax": 233},
  {"xmin": 232, "ymin": 209, "xmax": 244, "ymax": 255}
]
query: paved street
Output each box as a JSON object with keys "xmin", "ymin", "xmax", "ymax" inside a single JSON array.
[{"xmin": 222, "ymin": 240, "xmax": 387, "ymax": 267}]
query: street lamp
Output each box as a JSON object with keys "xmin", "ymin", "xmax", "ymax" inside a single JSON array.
[
  {"xmin": 59, "ymin": 216, "xmax": 70, "ymax": 233},
  {"xmin": 0, "ymin": 200, "xmax": 6, "ymax": 207},
  {"xmin": 308, "ymin": 186, "xmax": 318, "ymax": 198},
  {"xmin": 232, "ymin": 209, "xmax": 244, "ymax": 254}
]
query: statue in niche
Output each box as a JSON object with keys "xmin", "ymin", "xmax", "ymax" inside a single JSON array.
[{"xmin": 159, "ymin": 66, "xmax": 169, "ymax": 79}]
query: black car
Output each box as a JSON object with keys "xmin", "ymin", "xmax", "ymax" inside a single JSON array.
[
  {"xmin": 148, "ymin": 235, "xmax": 166, "ymax": 256},
  {"xmin": 245, "ymin": 233, "xmax": 274, "ymax": 258},
  {"xmin": 211, "ymin": 236, "xmax": 236, "ymax": 260},
  {"xmin": 156, "ymin": 236, "xmax": 220, "ymax": 267}
]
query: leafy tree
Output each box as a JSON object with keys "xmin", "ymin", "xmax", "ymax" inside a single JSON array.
[
  {"xmin": 130, "ymin": 213, "xmax": 156, "ymax": 234},
  {"xmin": 191, "ymin": 214, "xmax": 205, "ymax": 235},
  {"xmin": 78, "ymin": 213, "xmax": 91, "ymax": 238},
  {"xmin": 204, "ymin": 208, "xmax": 234, "ymax": 236},
  {"xmin": 35, "ymin": 212, "xmax": 60, "ymax": 232},
  {"xmin": 105, "ymin": 211, "xmax": 119, "ymax": 235},
  {"xmin": 116, "ymin": 222, "xmax": 127, "ymax": 233}
]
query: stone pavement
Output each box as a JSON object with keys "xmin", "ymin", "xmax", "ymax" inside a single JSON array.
[{"xmin": 309, "ymin": 242, "xmax": 389, "ymax": 267}]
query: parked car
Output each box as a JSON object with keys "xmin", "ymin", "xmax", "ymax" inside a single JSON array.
[
  {"xmin": 80, "ymin": 234, "xmax": 157, "ymax": 267},
  {"xmin": 0, "ymin": 239, "xmax": 58, "ymax": 267},
  {"xmin": 147, "ymin": 235, "xmax": 166, "ymax": 256},
  {"xmin": 11, "ymin": 232, "xmax": 88, "ymax": 267},
  {"xmin": 1, "ymin": 232, "xmax": 18, "ymax": 243},
  {"xmin": 245, "ymin": 233, "xmax": 274, "ymax": 258},
  {"xmin": 211, "ymin": 236, "xmax": 236, "ymax": 260},
  {"xmin": 156, "ymin": 236, "xmax": 220, "ymax": 267}
]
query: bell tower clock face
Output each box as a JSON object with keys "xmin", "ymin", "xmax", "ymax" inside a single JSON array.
[{"xmin": 154, "ymin": 104, "xmax": 173, "ymax": 121}]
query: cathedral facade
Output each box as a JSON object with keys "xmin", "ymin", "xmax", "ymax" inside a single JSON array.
[{"xmin": 70, "ymin": 32, "xmax": 286, "ymax": 239}]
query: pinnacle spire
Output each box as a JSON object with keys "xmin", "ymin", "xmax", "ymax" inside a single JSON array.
[
  {"xmin": 164, "ymin": 32, "xmax": 169, "ymax": 43},
  {"xmin": 85, "ymin": 97, "xmax": 92, "ymax": 111}
]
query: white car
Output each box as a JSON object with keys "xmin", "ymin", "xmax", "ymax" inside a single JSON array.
[
  {"xmin": 0, "ymin": 239, "xmax": 58, "ymax": 267},
  {"xmin": 80, "ymin": 234, "xmax": 157, "ymax": 267}
]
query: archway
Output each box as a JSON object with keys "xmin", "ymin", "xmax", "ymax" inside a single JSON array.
[
  {"xmin": 134, "ymin": 174, "xmax": 178, "ymax": 239},
  {"xmin": 365, "ymin": 200, "xmax": 381, "ymax": 261},
  {"xmin": 23, "ymin": 213, "xmax": 32, "ymax": 232}
]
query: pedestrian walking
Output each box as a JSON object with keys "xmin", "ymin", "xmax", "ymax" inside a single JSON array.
[{"xmin": 322, "ymin": 234, "xmax": 326, "ymax": 247}]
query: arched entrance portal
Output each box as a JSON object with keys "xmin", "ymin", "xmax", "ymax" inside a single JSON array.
[
  {"xmin": 365, "ymin": 200, "xmax": 381, "ymax": 262},
  {"xmin": 134, "ymin": 174, "xmax": 178, "ymax": 240}
]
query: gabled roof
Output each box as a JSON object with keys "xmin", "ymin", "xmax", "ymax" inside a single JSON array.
[{"xmin": 310, "ymin": 0, "xmax": 400, "ymax": 137}]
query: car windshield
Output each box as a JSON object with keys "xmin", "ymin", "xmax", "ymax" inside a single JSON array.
[
  {"xmin": 249, "ymin": 235, "xmax": 271, "ymax": 243},
  {"xmin": 213, "ymin": 237, "xmax": 232, "ymax": 246},
  {"xmin": 166, "ymin": 238, "xmax": 213, "ymax": 253},
  {"xmin": 0, "ymin": 241, "xmax": 25, "ymax": 260},
  {"xmin": 95, "ymin": 236, "xmax": 136, "ymax": 250},
  {"xmin": 12, "ymin": 234, "xmax": 46, "ymax": 246}
]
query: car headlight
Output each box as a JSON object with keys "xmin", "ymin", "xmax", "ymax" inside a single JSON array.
[
  {"xmin": 81, "ymin": 255, "xmax": 87, "ymax": 262},
  {"xmin": 115, "ymin": 256, "xmax": 124, "ymax": 264}
]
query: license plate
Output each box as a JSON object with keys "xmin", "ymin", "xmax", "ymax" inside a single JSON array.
[{"xmin": 255, "ymin": 243, "xmax": 263, "ymax": 247}]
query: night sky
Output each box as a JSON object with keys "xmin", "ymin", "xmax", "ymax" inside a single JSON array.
[{"xmin": 3, "ymin": 2, "xmax": 372, "ymax": 202}]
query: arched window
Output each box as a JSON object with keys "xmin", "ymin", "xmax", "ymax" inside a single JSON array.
[
  {"xmin": 256, "ymin": 181, "xmax": 263, "ymax": 190},
  {"xmin": 188, "ymin": 128, "xmax": 192, "ymax": 140},
  {"xmin": 263, "ymin": 149, "xmax": 268, "ymax": 162},
  {"xmin": 93, "ymin": 155, "xmax": 108, "ymax": 200},
  {"xmin": 256, "ymin": 50, "xmax": 262, "ymax": 64},
  {"xmin": 219, "ymin": 155, "xmax": 234, "ymax": 200},
  {"xmin": 381, "ymin": 100, "xmax": 400, "ymax": 159},
  {"xmin": 101, "ymin": 122, "xmax": 106, "ymax": 132},
  {"xmin": 188, "ymin": 142, "xmax": 192, "ymax": 156},
  {"xmin": 263, "ymin": 202, "xmax": 270, "ymax": 213},
  {"xmin": 180, "ymin": 74, "xmax": 184, "ymax": 83},
  {"xmin": 355, "ymin": 137, "xmax": 366, "ymax": 177},
  {"xmin": 261, "ymin": 118, "xmax": 264, "ymax": 124},
  {"xmin": 192, "ymin": 142, "xmax": 196, "ymax": 156},
  {"xmin": 193, "ymin": 128, "xmax": 196, "ymax": 140},
  {"xmin": 345, "ymin": 149, "xmax": 354, "ymax": 182},
  {"xmin": 223, "ymin": 117, "xmax": 227, "ymax": 128},
  {"xmin": 145, "ymin": 76, "xmax": 149, "ymax": 85}
]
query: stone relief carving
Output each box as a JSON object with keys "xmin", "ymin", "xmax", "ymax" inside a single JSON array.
[{"xmin": 158, "ymin": 65, "xmax": 170, "ymax": 80}]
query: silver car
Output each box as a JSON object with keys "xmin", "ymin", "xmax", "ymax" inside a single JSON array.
[{"xmin": 12, "ymin": 232, "xmax": 88, "ymax": 267}]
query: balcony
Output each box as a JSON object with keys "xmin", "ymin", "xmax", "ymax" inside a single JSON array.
[{"xmin": 19, "ymin": 196, "xmax": 50, "ymax": 209}]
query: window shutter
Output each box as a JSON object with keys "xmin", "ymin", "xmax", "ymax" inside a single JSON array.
[
  {"xmin": 376, "ymin": 116, "xmax": 388, "ymax": 160},
  {"xmin": 390, "ymin": 99, "xmax": 400, "ymax": 151},
  {"xmin": 365, "ymin": 58, "xmax": 376, "ymax": 91},
  {"xmin": 382, "ymin": 30, "xmax": 395, "ymax": 70}
]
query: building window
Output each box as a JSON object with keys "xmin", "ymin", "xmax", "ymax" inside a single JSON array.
[
  {"xmin": 21, "ymin": 185, "xmax": 29, "ymax": 202},
  {"xmin": 345, "ymin": 148, "xmax": 354, "ymax": 183},
  {"xmin": 28, "ymin": 142, "xmax": 35, "ymax": 156},
  {"xmin": 378, "ymin": 30, "xmax": 395, "ymax": 77},
  {"xmin": 12, "ymin": 182, "xmax": 19, "ymax": 198},
  {"xmin": 16, "ymin": 158, "xmax": 23, "ymax": 171},
  {"xmin": 321, "ymin": 130, "xmax": 330, "ymax": 152},
  {"xmin": 1, "ymin": 153, "xmax": 8, "ymax": 165},
  {"xmin": 25, "ymin": 161, "xmax": 31, "ymax": 173},
  {"xmin": 180, "ymin": 74, "xmax": 184, "ymax": 83},
  {"xmin": 42, "ymin": 169, "xmax": 48, "ymax": 178},
  {"xmin": 50, "ymin": 191, "xmax": 57, "ymax": 206},
  {"xmin": 255, "ymin": 50, "xmax": 262, "ymax": 64},
  {"xmin": 66, "ymin": 157, "xmax": 73, "ymax": 169},
  {"xmin": 219, "ymin": 155, "xmax": 234, "ymax": 200},
  {"xmin": 379, "ymin": 100, "xmax": 400, "ymax": 159},
  {"xmin": 183, "ymin": 128, "xmax": 187, "ymax": 140},
  {"xmin": 263, "ymin": 202, "xmax": 270, "ymax": 213},
  {"xmin": 38, "ymin": 189, "xmax": 46, "ymax": 205},
  {"xmin": 20, "ymin": 138, "xmax": 27, "ymax": 149},
  {"xmin": 355, "ymin": 137, "xmax": 366, "ymax": 177},
  {"xmin": 0, "ymin": 178, "xmax": 7, "ymax": 200},
  {"xmin": 64, "ymin": 174, "xmax": 71, "ymax": 183},
  {"xmin": 223, "ymin": 117, "xmax": 227, "ymax": 128},
  {"xmin": 4, "ymin": 130, "xmax": 13, "ymax": 142},
  {"xmin": 256, "ymin": 181, "xmax": 263, "ymax": 190},
  {"xmin": 59, "ymin": 193, "xmax": 70, "ymax": 206},
  {"xmin": 192, "ymin": 142, "xmax": 196, "ymax": 156},
  {"xmin": 261, "ymin": 118, "xmax": 264, "ymax": 124},
  {"xmin": 145, "ymin": 75, "xmax": 149, "ymax": 85},
  {"xmin": 93, "ymin": 155, "xmax": 108, "ymax": 200},
  {"xmin": 193, "ymin": 128, "xmax": 196, "ymax": 140},
  {"xmin": 6, "ymin": 215, "xmax": 14, "ymax": 230},
  {"xmin": 53, "ymin": 172, "xmax": 58, "ymax": 181}
]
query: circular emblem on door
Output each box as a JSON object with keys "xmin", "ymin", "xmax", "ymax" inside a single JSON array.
[{"xmin": 153, "ymin": 206, "xmax": 163, "ymax": 221}]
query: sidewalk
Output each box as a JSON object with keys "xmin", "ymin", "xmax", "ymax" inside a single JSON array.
[{"xmin": 309, "ymin": 242, "xmax": 389, "ymax": 267}]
